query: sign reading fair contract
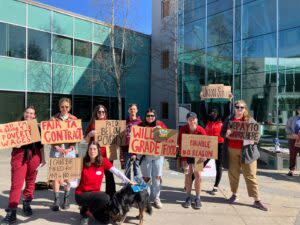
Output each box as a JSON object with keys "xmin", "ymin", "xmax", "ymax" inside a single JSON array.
[
  {"xmin": 48, "ymin": 158, "xmax": 82, "ymax": 180},
  {"xmin": 41, "ymin": 120, "xmax": 83, "ymax": 144},
  {"xmin": 181, "ymin": 134, "xmax": 218, "ymax": 159},
  {"xmin": 228, "ymin": 121, "xmax": 260, "ymax": 142},
  {"xmin": 202, "ymin": 84, "xmax": 231, "ymax": 99},
  {"xmin": 129, "ymin": 126, "xmax": 178, "ymax": 157},
  {"xmin": 0, "ymin": 119, "xmax": 40, "ymax": 149}
]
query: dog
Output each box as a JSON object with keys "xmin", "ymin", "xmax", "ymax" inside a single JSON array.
[{"xmin": 108, "ymin": 183, "xmax": 152, "ymax": 225}]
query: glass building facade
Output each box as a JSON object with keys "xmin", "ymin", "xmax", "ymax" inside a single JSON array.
[
  {"xmin": 178, "ymin": 0, "xmax": 300, "ymax": 140},
  {"xmin": 0, "ymin": 0, "xmax": 150, "ymax": 126}
]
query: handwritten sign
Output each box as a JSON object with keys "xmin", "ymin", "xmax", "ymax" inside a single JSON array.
[
  {"xmin": 202, "ymin": 84, "xmax": 231, "ymax": 99},
  {"xmin": 0, "ymin": 119, "xmax": 40, "ymax": 149},
  {"xmin": 47, "ymin": 157, "xmax": 82, "ymax": 180},
  {"xmin": 295, "ymin": 138, "xmax": 300, "ymax": 148},
  {"xmin": 228, "ymin": 121, "xmax": 260, "ymax": 142},
  {"xmin": 129, "ymin": 126, "xmax": 178, "ymax": 157},
  {"xmin": 41, "ymin": 120, "xmax": 83, "ymax": 144},
  {"xmin": 181, "ymin": 134, "xmax": 218, "ymax": 159}
]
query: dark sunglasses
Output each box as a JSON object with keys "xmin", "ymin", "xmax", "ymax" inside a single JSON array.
[
  {"xmin": 146, "ymin": 114, "xmax": 155, "ymax": 118},
  {"xmin": 97, "ymin": 111, "xmax": 106, "ymax": 114},
  {"xmin": 235, "ymin": 106, "xmax": 245, "ymax": 110}
]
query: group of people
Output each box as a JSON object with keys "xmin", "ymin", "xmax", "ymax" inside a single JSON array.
[{"xmin": 2, "ymin": 96, "xmax": 300, "ymax": 225}]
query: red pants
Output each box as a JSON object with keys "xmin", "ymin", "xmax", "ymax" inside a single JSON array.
[
  {"xmin": 8, "ymin": 149, "xmax": 41, "ymax": 208},
  {"xmin": 288, "ymin": 139, "xmax": 300, "ymax": 171}
]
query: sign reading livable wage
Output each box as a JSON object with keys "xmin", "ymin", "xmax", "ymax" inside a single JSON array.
[
  {"xmin": 41, "ymin": 119, "xmax": 83, "ymax": 144},
  {"xmin": 48, "ymin": 157, "xmax": 82, "ymax": 180},
  {"xmin": 0, "ymin": 119, "xmax": 40, "ymax": 149},
  {"xmin": 129, "ymin": 126, "xmax": 178, "ymax": 157},
  {"xmin": 181, "ymin": 134, "xmax": 218, "ymax": 159},
  {"xmin": 228, "ymin": 121, "xmax": 260, "ymax": 142},
  {"xmin": 94, "ymin": 120, "xmax": 126, "ymax": 160},
  {"xmin": 202, "ymin": 84, "xmax": 231, "ymax": 99}
]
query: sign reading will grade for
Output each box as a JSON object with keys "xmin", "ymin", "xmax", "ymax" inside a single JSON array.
[
  {"xmin": 129, "ymin": 126, "xmax": 178, "ymax": 157},
  {"xmin": 0, "ymin": 119, "xmax": 40, "ymax": 149},
  {"xmin": 41, "ymin": 120, "xmax": 83, "ymax": 144},
  {"xmin": 47, "ymin": 157, "xmax": 82, "ymax": 180},
  {"xmin": 181, "ymin": 134, "xmax": 218, "ymax": 159},
  {"xmin": 228, "ymin": 121, "xmax": 260, "ymax": 142}
]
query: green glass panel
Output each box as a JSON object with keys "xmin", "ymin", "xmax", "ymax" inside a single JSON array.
[
  {"xmin": 74, "ymin": 68, "xmax": 92, "ymax": 95},
  {"xmin": 93, "ymin": 24, "xmax": 111, "ymax": 45},
  {"xmin": 74, "ymin": 40, "xmax": 92, "ymax": 68},
  {"xmin": 28, "ymin": 5, "xmax": 51, "ymax": 32},
  {"xmin": 53, "ymin": 12, "xmax": 73, "ymax": 37},
  {"xmin": 74, "ymin": 18, "xmax": 92, "ymax": 41},
  {"xmin": 27, "ymin": 61, "xmax": 51, "ymax": 92},
  {"xmin": 52, "ymin": 64, "xmax": 73, "ymax": 94},
  {"xmin": 52, "ymin": 35, "xmax": 73, "ymax": 65},
  {"xmin": 0, "ymin": 91, "xmax": 25, "ymax": 123},
  {"xmin": 0, "ymin": 57, "xmax": 25, "ymax": 90},
  {"xmin": 0, "ymin": 0, "xmax": 26, "ymax": 26},
  {"xmin": 93, "ymin": 70, "xmax": 115, "ymax": 96}
]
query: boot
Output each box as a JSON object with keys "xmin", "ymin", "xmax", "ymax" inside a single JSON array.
[
  {"xmin": 51, "ymin": 192, "xmax": 60, "ymax": 211},
  {"xmin": 22, "ymin": 199, "xmax": 33, "ymax": 216},
  {"xmin": 0, "ymin": 208, "xmax": 17, "ymax": 225},
  {"xmin": 61, "ymin": 191, "xmax": 70, "ymax": 210}
]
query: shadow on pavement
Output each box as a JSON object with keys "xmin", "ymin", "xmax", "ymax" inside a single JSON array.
[{"xmin": 257, "ymin": 170, "xmax": 300, "ymax": 184}]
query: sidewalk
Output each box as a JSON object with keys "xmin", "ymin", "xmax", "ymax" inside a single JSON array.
[{"xmin": 0, "ymin": 149, "xmax": 299, "ymax": 225}]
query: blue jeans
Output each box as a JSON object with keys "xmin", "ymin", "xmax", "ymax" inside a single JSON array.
[
  {"xmin": 140, "ymin": 156, "xmax": 164, "ymax": 200},
  {"xmin": 124, "ymin": 152, "xmax": 140, "ymax": 180}
]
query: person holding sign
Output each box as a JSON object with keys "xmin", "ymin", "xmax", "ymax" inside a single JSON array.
[
  {"xmin": 140, "ymin": 108, "xmax": 167, "ymax": 209},
  {"xmin": 285, "ymin": 105, "xmax": 300, "ymax": 176},
  {"xmin": 200, "ymin": 91, "xmax": 232, "ymax": 195},
  {"xmin": 85, "ymin": 104, "xmax": 116, "ymax": 197},
  {"xmin": 49, "ymin": 98, "xmax": 78, "ymax": 211},
  {"xmin": 75, "ymin": 141, "xmax": 134, "ymax": 225},
  {"xmin": 221, "ymin": 100, "xmax": 268, "ymax": 211},
  {"xmin": 120, "ymin": 103, "xmax": 143, "ymax": 179},
  {"xmin": 1, "ymin": 106, "xmax": 45, "ymax": 225},
  {"xmin": 179, "ymin": 112, "xmax": 207, "ymax": 209}
]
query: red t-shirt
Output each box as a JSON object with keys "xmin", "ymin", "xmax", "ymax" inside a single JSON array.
[
  {"xmin": 205, "ymin": 121, "xmax": 224, "ymax": 143},
  {"xmin": 227, "ymin": 118, "xmax": 243, "ymax": 150},
  {"xmin": 85, "ymin": 122, "xmax": 107, "ymax": 158},
  {"xmin": 75, "ymin": 158, "xmax": 113, "ymax": 194}
]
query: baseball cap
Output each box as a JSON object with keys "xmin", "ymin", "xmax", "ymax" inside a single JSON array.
[{"xmin": 186, "ymin": 112, "xmax": 197, "ymax": 119}]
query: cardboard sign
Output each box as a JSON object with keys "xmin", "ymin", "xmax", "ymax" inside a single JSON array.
[
  {"xmin": 181, "ymin": 134, "xmax": 218, "ymax": 159},
  {"xmin": 202, "ymin": 84, "xmax": 231, "ymax": 99},
  {"xmin": 129, "ymin": 126, "xmax": 178, "ymax": 157},
  {"xmin": 41, "ymin": 119, "xmax": 83, "ymax": 144},
  {"xmin": 0, "ymin": 119, "xmax": 40, "ymax": 149},
  {"xmin": 47, "ymin": 157, "xmax": 82, "ymax": 180},
  {"xmin": 95, "ymin": 120, "xmax": 126, "ymax": 146},
  {"xmin": 295, "ymin": 138, "xmax": 300, "ymax": 148},
  {"xmin": 228, "ymin": 121, "xmax": 260, "ymax": 142}
]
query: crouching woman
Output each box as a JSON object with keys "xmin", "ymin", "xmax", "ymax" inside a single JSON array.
[{"xmin": 75, "ymin": 141, "xmax": 134, "ymax": 225}]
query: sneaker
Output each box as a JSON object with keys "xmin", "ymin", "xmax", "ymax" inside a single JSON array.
[
  {"xmin": 80, "ymin": 217, "xmax": 89, "ymax": 225},
  {"xmin": 22, "ymin": 200, "xmax": 33, "ymax": 216},
  {"xmin": 194, "ymin": 198, "xmax": 202, "ymax": 209},
  {"xmin": 287, "ymin": 171, "xmax": 294, "ymax": 176},
  {"xmin": 153, "ymin": 198, "xmax": 163, "ymax": 209},
  {"xmin": 61, "ymin": 197, "xmax": 70, "ymax": 210},
  {"xmin": 228, "ymin": 194, "xmax": 238, "ymax": 204},
  {"xmin": 210, "ymin": 187, "xmax": 218, "ymax": 195},
  {"xmin": 0, "ymin": 209, "xmax": 17, "ymax": 225},
  {"xmin": 254, "ymin": 201, "xmax": 268, "ymax": 211},
  {"xmin": 182, "ymin": 197, "xmax": 192, "ymax": 208}
]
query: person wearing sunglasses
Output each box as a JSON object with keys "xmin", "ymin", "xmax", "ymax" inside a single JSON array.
[
  {"xmin": 221, "ymin": 100, "xmax": 268, "ymax": 211},
  {"xmin": 199, "ymin": 91, "xmax": 232, "ymax": 195},
  {"xmin": 285, "ymin": 105, "xmax": 300, "ymax": 176},
  {"xmin": 49, "ymin": 98, "xmax": 78, "ymax": 211},
  {"xmin": 140, "ymin": 108, "xmax": 167, "ymax": 209},
  {"xmin": 85, "ymin": 104, "xmax": 116, "ymax": 198}
]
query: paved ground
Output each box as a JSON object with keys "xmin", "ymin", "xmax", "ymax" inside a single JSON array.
[{"xmin": 0, "ymin": 148, "xmax": 300, "ymax": 225}]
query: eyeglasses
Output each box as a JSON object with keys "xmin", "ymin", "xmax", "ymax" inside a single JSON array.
[
  {"xmin": 146, "ymin": 114, "xmax": 155, "ymax": 118},
  {"xmin": 235, "ymin": 105, "xmax": 245, "ymax": 110},
  {"xmin": 60, "ymin": 105, "xmax": 69, "ymax": 109},
  {"xmin": 97, "ymin": 111, "xmax": 106, "ymax": 114}
]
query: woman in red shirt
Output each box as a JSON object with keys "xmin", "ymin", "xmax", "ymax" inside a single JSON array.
[
  {"xmin": 75, "ymin": 141, "xmax": 133, "ymax": 225},
  {"xmin": 85, "ymin": 104, "xmax": 116, "ymax": 198},
  {"xmin": 221, "ymin": 100, "xmax": 268, "ymax": 211}
]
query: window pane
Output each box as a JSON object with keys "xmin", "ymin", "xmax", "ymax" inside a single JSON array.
[
  {"xmin": 27, "ymin": 92, "xmax": 50, "ymax": 121},
  {"xmin": 73, "ymin": 95, "xmax": 92, "ymax": 125},
  {"xmin": 8, "ymin": 24, "xmax": 26, "ymax": 58},
  {"xmin": 0, "ymin": 23, "xmax": 5, "ymax": 56},
  {"xmin": 53, "ymin": 64, "xmax": 73, "ymax": 94},
  {"xmin": 279, "ymin": 0, "xmax": 300, "ymax": 30},
  {"xmin": 28, "ymin": 5, "xmax": 51, "ymax": 32},
  {"xmin": 74, "ymin": 40, "xmax": 92, "ymax": 68},
  {"xmin": 53, "ymin": 35, "xmax": 73, "ymax": 65},
  {"xmin": 28, "ymin": 29, "xmax": 51, "ymax": 62},
  {"xmin": 27, "ymin": 61, "xmax": 51, "ymax": 92},
  {"xmin": 0, "ymin": 91, "xmax": 25, "ymax": 123}
]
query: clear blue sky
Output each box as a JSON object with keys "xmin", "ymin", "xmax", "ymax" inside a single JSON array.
[{"xmin": 34, "ymin": 0, "xmax": 152, "ymax": 35}]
